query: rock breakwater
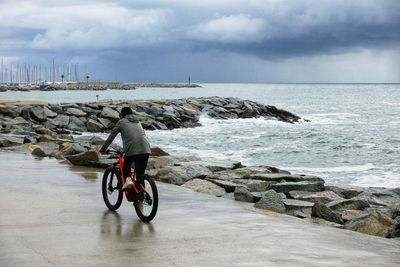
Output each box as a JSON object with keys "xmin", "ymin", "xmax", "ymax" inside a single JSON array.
[{"xmin": 0, "ymin": 97, "xmax": 301, "ymax": 146}]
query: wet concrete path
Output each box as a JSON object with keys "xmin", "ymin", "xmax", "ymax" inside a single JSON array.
[{"xmin": 0, "ymin": 153, "xmax": 399, "ymax": 266}]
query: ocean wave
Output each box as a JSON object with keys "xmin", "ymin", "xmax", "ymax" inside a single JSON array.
[{"xmin": 351, "ymin": 172, "xmax": 400, "ymax": 188}]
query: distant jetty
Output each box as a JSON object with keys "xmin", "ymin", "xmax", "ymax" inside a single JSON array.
[{"xmin": 0, "ymin": 82, "xmax": 201, "ymax": 92}]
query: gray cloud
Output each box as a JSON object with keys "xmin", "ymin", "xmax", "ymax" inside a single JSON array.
[{"xmin": 0, "ymin": 0, "xmax": 399, "ymax": 82}]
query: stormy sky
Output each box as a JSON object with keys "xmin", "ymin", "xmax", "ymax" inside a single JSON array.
[{"xmin": 1, "ymin": 0, "xmax": 399, "ymax": 83}]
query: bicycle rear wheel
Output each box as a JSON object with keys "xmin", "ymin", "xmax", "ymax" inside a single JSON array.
[
  {"xmin": 102, "ymin": 167, "xmax": 123, "ymax": 211},
  {"xmin": 134, "ymin": 175, "xmax": 158, "ymax": 222}
]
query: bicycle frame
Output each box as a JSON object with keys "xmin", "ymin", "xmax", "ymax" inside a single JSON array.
[{"xmin": 116, "ymin": 154, "xmax": 146, "ymax": 194}]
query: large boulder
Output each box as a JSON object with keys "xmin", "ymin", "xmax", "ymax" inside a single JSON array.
[
  {"xmin": 30, "ymin": 106, "xmax": 47, "ymax": 122},
  {"xmin": 49, "ymin": 115, "xmax": 70, "ymax": 128},
  {"xmin": 0, "ymin": 136, "xmax": 24, "ymax": 147},
  {"xmin": 150, "ymin": 147, "xmax": 169, "ymax": 157},
  {"xmin": 356, "ymin": 191, "xmax": 400, "ymax": 207},
  {"xmin": 182, "ymin": 179, "xmax": 226, "ymax": 197},
  {"xmin": 67, "ymin": 116, "xmax": 87, "ymax": 132},
  {"xmin": 325, "ymin": 185, "xmax": 364, "ymax": 199},
  {"xmin": 270, "ymin": 181, "xmax": 325, "ymax": 195},
  {"xmin": 28, "ymin": 144, "xmax": 47, "ymax": 157},
  {"xmin": 98, "ymin": 118, "xmax": 112, "ymax": 129},
  {"xmin": 43, "ymin": 106, "xmax": 58, "ymax": 118},
  {"xmin": 250, "ymin": 174, "xmax": 322, "ymax": 183},
  {"xmin": 326, "ymin": 198, "xmax": 370, "ymax": 211},
  {"xmin": 311, "ymin": 202, "xmax": 344, "ymax": 225},
  {"xmin": 288, "ymin": 191, "xmax": 343, "ymax": 204},
  {"xmin": 66, "ymin": 151, "xmax": 99, "ymax": 167},
  {"xmin": 345, "ymin": 211, "xmax": 400, "ymax": 238},
  {"xmin": 86, "ymin": 119, "xmax": 105, "ymax": 132},
  {"xmin": 234, "ymin": 186, "xmax": 254, "ymax": 202},
  {"xmin": 56, "ymin": 143, "xmax": 87, "ymax": 158},
  {"xmin": 341, "ymin": 210, "xmax": 365, "ymax": 223},
  {"xmin": 153, "ymin": 164, "xmax": 210, "ymax": 185},
  {"xmin": 205, "ymin": 179, "xmax": 238, "ymax": 193},
  {"xmin": 100, "ymin": 107, "xmax": 120, "ymax": 122},
  {"xmin": 283, "ymin": 199, "xmax": 314, "ymax": 211},
  {"xmin": 206, "ymin": 166, "xmax": 281, "ymax": 181},
  {"xmin": 254, "ymin": 190, "xmax": 286, "ymax": 213},
  {"xmin": 0, "ymin": 105, "xmax": 21, "ymax": 118},
  {"xmin": 65, "ymin": 108, "xmax": 87, "ymax": 117}
]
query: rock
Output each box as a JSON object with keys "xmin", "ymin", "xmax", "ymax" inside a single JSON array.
[
  {"xmin": 283, "ymin": 199, "xmax": 314, "ymax": 210},
  {"xmin": 67, "ymin": 116, "xmax": 87, "ymax": 132},
  {"xmin": 205, "ymin": 179, "xmax": 238, "ymax": 193},
  {"xmin": 151, "ymin": 147, "xmax": 169, "ymax": 156},
  {"xmin": 325, "ymin": 185, "xmax": 364, "ymax": 199},
  {"xmin": 86, "ymin": 119, "xmax": 105, "ymax": 132},
  {"xmin": 254, "ymin": 190, "xmax": 286, "ymax": 213},
  {"xmin": 28, "ymin": 144, "xmax": 47, "ymax": 157},
  {"xmin": 30, "ymin": 106, "xmax": 47, "ymax": 122},
  {"xmin": 49, "ymin": 115, "xmax": 70, "ymax": 128},
  {"xmin": 238, "ymin": 179, "xmax": 273, "ymax": 192},
  {"xmin": 311, "ymin": 202, "xmax": 344, "ymax": 225},
  {"xmin": 65, "ymin": 108, "xmax": 87, "ymax": 117},
  {"xmin": 206, "ymin": 166, "xmax": 278, "ymax": 180},
  {"xmin": 0, "ymin": 105, "xmax": 21, "ymax": 118},
  {"xmin": 38, "ymin": 134, "xmax": 55, "ymax": 142},
  {"xmin": 344, "ymin": 211, "xmax": 400, "ymax": 238},
  {"xmin": 250, "ymin": 173, "xmax": 322, "ymax": 183},
  {"xmin": 153, "ymin": 163, "xmax": 211, "ymax": 185},
  {"xmin": 356, "ymin": 190, "xmax": 400, "ymax": 207},
  {"xmin": 392, "ymin": 188, "xmax": 400, "ymax": 196},
  {"xmin": 100, "ymin": 107, "xmax": 120, "ymax": 122},
  {"xmin": 98, "ymin": 118, "xmax": 112, "ymax": 129},
  {"xmin": 179, "ymin": 160, "xmax": 242, "ymax": 173},
  {"xmin": 154, "ymin": 166, "xmax": 189, "ymax": 185},
  {"xmin": 56, "ymin": 143, "xmax": 87, "ymax": 157},
  {"xmin": 23, "ymin": 135, "xmax": 37, "ymax": 144},
  {"xmin": 270, "ymin": 181, "xmax": 325, "ymax": 195},
  {"xmin": 326, "ymin": 198, "xmax": 370, "ymax": 211},
  {"xmin": 89, "ymin": 136, "xmax": 106, "ymax": 146},
  {"xmin": 66, "ymin": 151, "xmax": 99, "ymax": 167},
  {"xmin": 152, "ymin": 121, "xmax": 169, "ymax": 130},
  {"xmin": 182, "ymin": 179, "xmax": 226, "ymax": 197},
  {"xmin": 288, "ymin": 191, "xmax": 343, "ymax": 204},
  {"xmin": 242, "ymin": 101, "xmax": 256, "ymax": 118},
  {"xmin": 0, "ymin": 136, "xmax": 24, "ymax": 147},
  {"xmin": 43, "ymin": 106, "xmax": 57, "ymax": 118},
  {"xmin": 341, "ymin": 210, "xmax": 365, "ymax": 222},
  {"xmin": 234, "ymin": 186, "xmax": 254, "ymax": 202}
]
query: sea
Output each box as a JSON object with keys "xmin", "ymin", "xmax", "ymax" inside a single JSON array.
[{"xmin": 1, "ymin": 83, "xmax": 399, "ymax": 188}]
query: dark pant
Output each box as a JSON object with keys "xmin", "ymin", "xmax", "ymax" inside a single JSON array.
[{"xmin": 123, "ymin": 153, "xmax": 149, "ymax": 186}]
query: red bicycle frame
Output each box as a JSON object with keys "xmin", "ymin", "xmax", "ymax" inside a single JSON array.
[{"xmin": 118, "ymin": 155, "xmax": 145, "ymax": 194}]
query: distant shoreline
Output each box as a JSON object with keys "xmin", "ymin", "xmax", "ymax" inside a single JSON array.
[{"xmin": 0, "ymin": 82, "xmax": 201, "ymax": 92}]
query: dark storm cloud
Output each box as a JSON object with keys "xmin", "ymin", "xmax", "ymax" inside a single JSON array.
[{"xmin": 1, "ymin": 0, "xmax": 399, "ymax": 82}]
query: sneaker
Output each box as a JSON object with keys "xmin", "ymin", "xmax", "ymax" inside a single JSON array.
[{"xmin": 121, "ymin": 177, "xmax": 134, "ymax": 191}]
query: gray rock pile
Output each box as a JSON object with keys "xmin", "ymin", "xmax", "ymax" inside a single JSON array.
[{"xmin": 0, "ymin": 97, "xmax": 301, "ymax": 147}]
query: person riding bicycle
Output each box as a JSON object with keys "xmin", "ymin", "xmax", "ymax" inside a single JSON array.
[{"xmin": 100, "ymin": 106, "xmax": 151, "ymax": 191}]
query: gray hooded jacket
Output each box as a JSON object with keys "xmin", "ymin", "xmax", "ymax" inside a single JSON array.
[{"xmin": 101, "ymin": 114, "xmax": 151, "ymax": 156}]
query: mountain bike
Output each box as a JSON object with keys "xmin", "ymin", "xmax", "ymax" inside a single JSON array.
[{"xmin": 102, "ymin": 149, "xmax": 158, "ymax": 222}]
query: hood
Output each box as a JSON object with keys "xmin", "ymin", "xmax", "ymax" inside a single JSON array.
[{"xmin": 124, "ymin": 114, "xmax": 139, "ymax": 123}]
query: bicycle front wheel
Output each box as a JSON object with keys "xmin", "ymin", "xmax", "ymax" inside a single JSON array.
[
  {"xmin": 134, "ymin": 175, "xmax": 158, "ymax": 222},
  {"xmin": 102, "ymin": 167, "xmax": 123, "ymax": 211}
]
